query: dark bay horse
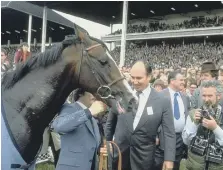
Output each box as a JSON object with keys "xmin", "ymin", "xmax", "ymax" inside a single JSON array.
[{"xmin": 1, "ymin": 25, "xmax": 135, "ymax": 167}]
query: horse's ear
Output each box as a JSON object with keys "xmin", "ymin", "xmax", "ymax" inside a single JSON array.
[{"xmin": 73, "ymin": 24, "xmax": 87, "ymax": 42}]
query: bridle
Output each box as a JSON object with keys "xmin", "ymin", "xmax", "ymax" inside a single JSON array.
[{"xmin": 77, "ymin": 42, "xmax": 125, "ymax": 99}]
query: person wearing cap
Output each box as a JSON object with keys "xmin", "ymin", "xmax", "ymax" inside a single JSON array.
[
  {"xmin": 14, "ymin": 42, "xmax": 31, "ymax": 64},
  {"xmin": 190, "ymin": 61, "xmax": 219, "ymax": 109}
]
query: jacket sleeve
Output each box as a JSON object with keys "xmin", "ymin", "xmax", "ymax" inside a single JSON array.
[
  {"xmin": 105, "ymin": 108, "xmax": 118, "ymax": 141},
  {"xmin": 51, "ymin": 104, "xmax": 92, "ymax": 134},
  {"xmin": 162, "ymin": 97, "xmax": 176, "ymax": 161}
]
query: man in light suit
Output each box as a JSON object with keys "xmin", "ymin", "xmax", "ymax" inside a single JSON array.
[
  {"xmin": 51, "ymin": 89, "xmax": 107, "ymax": 170},
  {"xmin": 154, "ymin": 71, "xmax": 190, "ymax": 170},
  {"xmin": 105, "ymin": 60, "xmax": 176, "ymax": 170}
]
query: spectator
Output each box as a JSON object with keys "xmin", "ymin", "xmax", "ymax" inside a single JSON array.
[
  {"xmin": 14, "ymin": 42, "xmax": 31, "ymax": 64},
  {"xmin": 1, "ymin": 48, "xmax": 12, "ymax": 76},
  {"xmin": 153, "ymin": 79, "xmax": 166, "ymax": 92}
]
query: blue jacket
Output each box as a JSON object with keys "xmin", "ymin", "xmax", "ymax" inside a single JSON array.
[{"xmin": 51, "ymin": 102, "xmax": 101, "ymax": 170}]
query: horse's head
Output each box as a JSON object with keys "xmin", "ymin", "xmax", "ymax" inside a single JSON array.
[{"xmin": 63, "ymin": 26, "xmax": 136, "ymax": 113}]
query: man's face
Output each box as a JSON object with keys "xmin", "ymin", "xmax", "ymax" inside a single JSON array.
[
  {"xmin": 200, "ymin": 72, "xmax": 214, "ymax": 82},
  {"xmin": 202, "ymin": 87, "xmax": 220, "ymax": 107},
  {"xmin": 154, "ymin": 85, "xmax": 163, "ymax": 92},
  {"xmin": 1, "ymin": 52, "xmax": 7, "ymax": 63},
  {"xmin": 190, "ymin": 84, "xmax": 197, "ymax": 95},
  {"xmin": 130, "ymin": 62, "xmax": 151, "ymax": 92},
  {"xmin": 171, "ymin": 74, "xmax": 185, "ymax": 91},
  {"xmin": 190, "ymin": 69, "xmax": 196, "ymax": 76}
]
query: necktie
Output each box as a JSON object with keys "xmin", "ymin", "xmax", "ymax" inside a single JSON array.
[
  {"xmin": 133, "ymin": 91, "xmax": 142, "ymax": 117},
  {"xmin": 174, "ymin": 93, "xmax": 180, "ymax": 120}
]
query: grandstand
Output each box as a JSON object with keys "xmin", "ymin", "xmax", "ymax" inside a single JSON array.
[{"xmin": 2, "ymin": 1, "xmax": 223, "ymax": 68}]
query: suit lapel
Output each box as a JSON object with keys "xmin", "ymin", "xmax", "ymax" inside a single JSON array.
[
  {"xmin": 91, "ymin": 118, "xmax": 101, "ymax": 148},
  {"xmin": 75, "ymin": 103, "xmax": 96, "ymax": 138},
  {"xmin": 134, "ymin": 88, "xmax": 158, "ymax": 131},
  {"xmin": 125, "ymin": 110, "xmax": 134, "ymax": 133},
  {"xmin": 179, "ymin": 92, "xmax": 188, "ymax": 119},
  {"xmin": 85, "ymin": 120, "xmax": 96, "ymax": 138}
]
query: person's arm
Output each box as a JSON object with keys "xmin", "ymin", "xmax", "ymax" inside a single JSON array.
[
  {"xmin": 105, "ymin": 108, "xmax": 118, "ymax": 141},
  {"xmin": 162, "ymin": 97, "xmax": 176, "ymax": 162},
  {"xmin": 51, "ymin": 104, "xmax": 92, "ymax": 134},
  {"xmin": 182, "ymin": 113, "xmax": 199, "ymax": 145},
  {"xmin": 213, "ymin": 125, "xmax": 223, "ymax": 146}
]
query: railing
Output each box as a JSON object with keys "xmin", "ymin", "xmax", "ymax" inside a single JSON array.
[{"xmin": 101, "ymin": 26, "xmax": 223, "ymax": 42}]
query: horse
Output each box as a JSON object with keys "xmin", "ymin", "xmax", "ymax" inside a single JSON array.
[{"xmin": 1, "ymin": 25, "xmax": 136, "ymax": 169}]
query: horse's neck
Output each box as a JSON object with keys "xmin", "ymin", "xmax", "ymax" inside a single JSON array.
[{"xmin": 4, "ymin": 62, "xmax": 74, "ymax": 125}]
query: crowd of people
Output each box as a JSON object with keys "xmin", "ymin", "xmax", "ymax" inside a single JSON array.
[
  {"xmin": 110, "ymin": 16, "xmax": 223, "ymax": 35},
  {"xmin": 111, "ymin": 41, "xmax": 223, "ymax": 68}
]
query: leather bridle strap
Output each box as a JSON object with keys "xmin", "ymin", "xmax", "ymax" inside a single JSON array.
[{"xmin": 86, "ymin": 44, "xmax": 102, "ymax": 51}]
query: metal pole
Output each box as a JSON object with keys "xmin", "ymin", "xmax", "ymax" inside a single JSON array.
[
  {"xmin": 110, "ymin": 24, "xmax": 113, "ymax": 51},
  {"xmin": 27, "ymin": 15, "xmax": 32, "ymax": 48},
  {"xmin": 41, "ymin": 6, "xmax": 47, "ymax": 52},
  {"xmin": 119, "ymin": 1, "xmax": 128, "ymax": 67}
]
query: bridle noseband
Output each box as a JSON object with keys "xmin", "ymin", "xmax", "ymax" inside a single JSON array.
[{"xmin": 77, "ymin": 42, "xmax": 125, "ymax": 99}]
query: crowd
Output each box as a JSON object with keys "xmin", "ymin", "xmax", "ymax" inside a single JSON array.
[
  {"xmin": 111, "ymin": 41, "xmax": 223, "ymax": 68},
  {"xmin": 110, "ymin": 16, "xmax": 223, "ymax": 35}
]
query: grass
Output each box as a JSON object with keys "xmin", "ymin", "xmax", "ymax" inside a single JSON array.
[{"xmin": 35, "ymin": 162, "xmax": 55, "ymax": 170}]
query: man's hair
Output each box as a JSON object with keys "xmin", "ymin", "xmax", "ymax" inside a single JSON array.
[
  {"xmin": 189, "ymin": 78, "xmax": 197, "ymax": 87},
  {"xmin": 153, "ymin": 79, "xmax": 165, "ymax": 89},
  {"xmin": 168, "ymin": 71, "xmax": 182, "ymax": 84},
  {"xmin": 133, "ymin": 60, "xmax": 152, "ymax": 75},
  {"xmin": 200, "ymin": 80, "xmax": 223, "ymax": 96},
  {"xmin": 205, "ymin": 70, "xmax": 219, "ymax": 79},
  {"xmin": 73, "ymin": 88, "xmax": 85, "ymax": 101}
]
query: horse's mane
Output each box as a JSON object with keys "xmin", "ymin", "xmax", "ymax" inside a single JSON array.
[{"xmin": 2, "ymin": 36, "xmax": 78, "ymax": 90}]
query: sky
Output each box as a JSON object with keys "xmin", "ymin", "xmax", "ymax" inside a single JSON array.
[{"xmin": 54, "ymin": 10, "xmax": 122, "ymax": 40}]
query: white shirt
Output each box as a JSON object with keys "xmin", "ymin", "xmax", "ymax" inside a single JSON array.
[
  {"xmin": 182, "ymin": 116, "xmax": 223, "ymax": 146},
  {"xmin": 133, "ymin": 85, "xmax": 151, "ymax": 130},
  {"xmin": 168, "ymin": 87, "xmax": 185, "ymax": 133}
]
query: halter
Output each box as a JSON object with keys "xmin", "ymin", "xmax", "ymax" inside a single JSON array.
[{"xmin": 77, "ymin": 42, "xmax": 124, "ymax": 99}]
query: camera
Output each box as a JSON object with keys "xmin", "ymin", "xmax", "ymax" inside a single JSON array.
[
  {"xmin": 190, "ymin": 136, "xmax": 208, "ymax": 156},
  {"xmin": 200, "ymin": 110, "xmax": 211, "ymax": 120},
  {"xmin": 206, "ymin": 144, "xmax": 223, "ymax": 164}
]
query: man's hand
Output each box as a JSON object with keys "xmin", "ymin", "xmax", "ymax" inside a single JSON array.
[
  {"xmin": 162, "ymin": 161, "xmax": 174, "ymax": 170},
  {"xmin": 194, "ymin": 109, "xmax": 201, "ymax": 121},
  {"xmin": 89, "ymin": 101, "xmax": 107, "ymax": 117},
  {"xmin": 202, "ymin": 116, "xmax": 218, "ymax": 130}
]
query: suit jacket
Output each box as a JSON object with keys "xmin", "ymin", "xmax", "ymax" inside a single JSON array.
[
  {"xmin": 51, "ymin": 102, "xmax": 101, "ymax": 170},
  {"xmin": 157, "ymin": 88, "xmax": 190, "ymax": 155},
  {"xmin": 105, "ymin": 88, "xmax": 176, "ymax": 170}
]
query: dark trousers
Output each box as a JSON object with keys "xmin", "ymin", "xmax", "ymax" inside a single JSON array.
[
  {"xmin": 153, "ymin": 133, "xmax": 187, "ymax": 170},
  {"xmin": 153, "ymin": 149, "xmax": 183, "ymax": 170},
  {"xmin": 111, "ymin": 148, "xmax": 131, "ymax": 170}
]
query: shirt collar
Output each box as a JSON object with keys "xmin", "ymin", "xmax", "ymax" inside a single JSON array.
[
  {"xmin": 168, "ymin": 87, "xmax": 180, "ymax": 96},
  {"xmin": 134, "ymin": 84, "xmax": 151, "ymax": 97},
  {"xmin": 76, "ymin": 101, "xmax": 87, "ymax": 109}
]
